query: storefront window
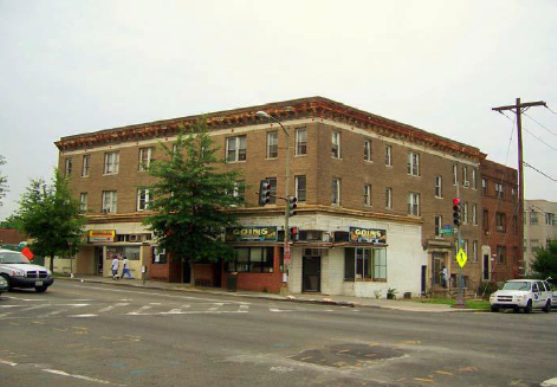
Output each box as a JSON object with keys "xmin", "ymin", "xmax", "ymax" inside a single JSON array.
[
  {"xmin": 344, "ymin": 247, "xmax": 387, "ymax": 281},
  {"xmin": 106, "ymin": 246, "xmax": 140, "ymax": 260},
  {"xmin": 153, "ymin": 246, "xmax": 167, "ymax": 264},
  {"xmin": 227, "ymin": 247, "xmax": 274, "ymax": 273}
]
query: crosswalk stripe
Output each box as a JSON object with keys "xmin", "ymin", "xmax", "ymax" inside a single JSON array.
[
  {"xmin": 38, "ymin": 305, "xmax": 88, "ymax": 318},
  {"xmin": 0, "ymin": 304, "xmax": 49, "ymax": 317},
  {"xmin": 127, "ymin": 305, "xmax": 152, "ymax": 316},
  {"xmin": 97, "ymin": 303, "xmax": 129, "ymax": 313},
  {"xmin": 208, "ymin": 303, "xmax": 224, "ymax": 311}
]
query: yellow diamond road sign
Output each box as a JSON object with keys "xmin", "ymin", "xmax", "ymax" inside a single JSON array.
[{"xmin": 456, "ymin": 248, "xmax": 468, "ymax": 268}]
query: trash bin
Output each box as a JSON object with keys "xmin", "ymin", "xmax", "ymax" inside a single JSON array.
[{"xmin": 226, "ymin": 272, "xmax": 238, "ymax": 292}]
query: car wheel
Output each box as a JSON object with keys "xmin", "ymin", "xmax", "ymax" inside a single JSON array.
[
  {"xmin": 542, "ymin": 300, "xmax": 551, "ymax": 313},
  {"xmin": 35, "ymin": 286, "xmax": 48, "ymax": 293},
  {"xmin": 491, "ymin": 306, "xmax": 499, "ymax": 312},
  {"xmin": 524, "ymin": 300, "xmax": 533, "ymax": 314},
  {"xmin": 0, "ymin": 275, "xmax": 12, "ymax": 291}
]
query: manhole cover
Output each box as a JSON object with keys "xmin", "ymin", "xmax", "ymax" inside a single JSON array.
[{"xmin": 292, "ymin": 343, "xmax": 404, "ymax": 369}]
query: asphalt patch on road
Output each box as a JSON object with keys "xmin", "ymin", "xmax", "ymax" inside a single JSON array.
[{"xmin": 291, "ymin": 343, "xmax": 404, "ymax": 369}]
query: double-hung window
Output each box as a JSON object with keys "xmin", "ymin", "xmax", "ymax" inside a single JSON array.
[
  {"xmin": 408, "ymin": 193, "xmax": 420, "ymax": 216},
  {"xmin": 471, "ymin": 169, "xmax": 477, "ymax": 189},
  {"xmin": 139, "ymin": 147, "xmax": 153, "ymax": 171},
  {"xmin": 226, "ymin": 135, "xmax": 247, "ymax": 162},
  {"xmin": 296, "ymin": 128, "xmax": 307, "ymax": 155},
  {"xmin": 344, "ymin": 248, "xmax": 387, "ymax": 281},
  {"xmin": 79, "ymin": 193, "xmax": 88, "ymax": 211},
  {"xmin": 364, "ymin": 184, "xmax": 371, "ymax": 206},
  {"xmin": 385, "ymin": 188, "xmax": 392, "ymax": 209},
  {"xmin": 102, "ymin": 191, "xmax": 118, "ymax": 213},
  {"xmin": 82, "ymin": 155, "xmax": 90, "ymax": 177},
  {"xmin": 104, "ymin": 152, "xmax": 119, "ymax": 175},
  {"xmin": 495, "ymin": 183, "xmax": 504, "ymax": 199},
  {"xmin": 65, "ymin": 158, "xmax": 73, "ymax": 176},
  {"xmin": 463, "ymin": 202, "xmax": 469, "ymax": 224},
  {"xmin": 266, "ymin": 131, "xmax": 278, "ymax": 158},
  {"xmin": 332, "ymin": 131, "xmax": 341, "ymax": 158},
  {"xmin": 453, "ymin": 165, "xmax": 458, "ymax": 185},
  {"xmin": 407, "ymin": 152, "xmax": 420, "ymax": 176},
  {"xmin": 435, "ymin": 215, "xmax": 443, "ymax": 236},
  {"xmin": 472, "ymin": 204, "xmax": 478, "ymax": 225},
  {"xmin": 266, "ymin": 177, "xmax": 277, "ymax": 204},
  {"xmin": 462, "ymin": 167, "xmax": 469, "ymax": 186},
  {"xmin": 385, "ymin": 145, "xmax": 392, "ymax": 166},
  {"xmin": 496, "ymin": 212, "xmax": 506, "ymax": 232},
  {"xmin": 472, "ymin": 241, "xmax": 478, "ymax": 263},
  {"xmin": 295, "ymin": 175, "xmax": 306, "ymax": 203},
  {"xmin": 332, "ymin": 179, "xmax": 341, "ymax": 205},
  {"xmin": 137, "ymin": 188, "xmax": 153, "ymax": 211},
  {"xmin": 482, "ymin": 179, "xmax": 487, "ymax": 194},
  {"xmin": 364, "ymin": 140, "xmax": 372, "ymax": 161},
  {"xmin": 434, "ymin": 176, "xmax": 442, "ymax": 198}
]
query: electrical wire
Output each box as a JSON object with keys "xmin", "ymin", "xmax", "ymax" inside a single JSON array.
[
  {"xmin": 523, "ymin": 161, "xmax": 557, "ymax": 182},
  {"xmin": 545, "ymin": 105, "xmax": 557, "ymax": 115},
  {"xmin": 523, "ymin": 112, "xmax": 556, "ymax": 136},
  {"xmin": 522, "ymin": 126, "xmax": 557, "ymax": 151}
]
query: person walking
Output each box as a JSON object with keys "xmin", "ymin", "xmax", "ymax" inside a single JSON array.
[
  {"xmin": 441, "ymin": 266, "xmax": 448, "ymax": 288},
  {"xmin": 121, "ymin": 256, "xmax": 132, "ymax": 279},
  {"xmin": 111, "ymin": 256, "xmax": 120, "ymax": 279}
]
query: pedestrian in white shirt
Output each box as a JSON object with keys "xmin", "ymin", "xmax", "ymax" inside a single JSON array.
[
  {"xmin": 111, "ymin": 256, "xmax": 120, "ymax": 279},
  {"xmin": 121, "ymin": 256, "xmax": 132, "ymax": 279}
]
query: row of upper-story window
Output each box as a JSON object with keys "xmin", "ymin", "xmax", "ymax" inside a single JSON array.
[
  {"xmin": 79, "ymin": 175, "xmax": 478, "ymax": 222},
  {"xmin": 525, "ymin": 210, "xmax": 557, "ymax": 226},
  {"xmin": 481, "ymin": 178, "xmax": 517, "ymax": 202},
  {"xmin": 482, "ymin": 209, "xmax": 518, "ymax": 234},
  {"xmin": 524, "ymin": 239, "xmax": 554, "ymax": 253},
  {"xmin": 64, "ymin": 131, "xmax": 479, "ymax": 194}
]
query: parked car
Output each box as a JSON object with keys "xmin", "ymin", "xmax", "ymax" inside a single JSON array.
[
  {"xmin": 0, "ymin": 249, "xmax": 54, "ymax": 292},
  {"xmin": 0, "ymin": 275, "xmax": 8, "ymax": 295},
  {"xmin": 553, "ymin": 291, "xmax": 557, "ymax": 309},
  {"xmin": 489, "ymin": 279, "xmax": 552, "ymax": 313}
]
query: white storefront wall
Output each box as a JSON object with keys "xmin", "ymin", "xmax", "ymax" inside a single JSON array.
[{"xmin": 237, "ymin": 213, "xmax": 426, "ymax": 298}]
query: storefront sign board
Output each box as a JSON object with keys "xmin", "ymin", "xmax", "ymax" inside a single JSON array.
[
  {"xmin": 225, "ymin": 226, "xmax": 278, "ymax": 242},
  {"xmin": 89, "ymin": 230, "xmax": 116, "ymax": 243},
  {"xmin": 349, "ymin": 227, "xmax": 387, "ymax": 244}
]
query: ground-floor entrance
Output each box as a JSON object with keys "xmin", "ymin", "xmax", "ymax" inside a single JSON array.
[{"xmin": 302, "ymin": 255, "xmax": 321, "ymax": 292}]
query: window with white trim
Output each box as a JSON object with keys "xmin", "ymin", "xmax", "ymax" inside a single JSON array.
[
  {"xmin": 364, "ymin": 184, "xmax": 371, "ymax": 206},
  {"xmin": 496, "ymin": 212, "xmax": 506, "ymax": 232},
  {"xmin": 332, "ymin": 131, "xmax": 341, "ymax": 158},
  {"xmin": 266, "ymin": 131, "xmax": 278, "ymax": 158},
  {"xmin": 344, "ymin": 247, "xmax": 387, "ymax": 281},
  {"xmin": 472, "ymin": 241, "xmax": 478, "ymax": 263},
  {"xmin": 434, "ymin": 176, "xmax": 442, "ymax": 198},
  {"xmin": 82, "ymin": 155, "xmax": 90, "ymax": 177},
  {"xmin": 80, "ymin": 192, "xmax": 88, "ymax": 211},
  {"xmin": 296, "ymin": 128, "xmax": 307, "ymax": 155},
  {"xmin": 385, "ymin": 145, "xmax": 392, "ymax": 166},
  {"xmin": 435, "ymin": 215, "xmax": 443, "ymax": 236},
  {"xmin": 472, "ymin": 204, "xmax": 478, "ymax": 225},
  {"xmin": 453, "ymin": 165, "xmax": 458, "ymax": 185},
  {"xmin": 65, "ymin": 157, "xmax": 73, "ymax": 176},
  {"xmin": 495, "ymin": 183, "xmax": 504, "ymax": 199},
  {"xmin": 295, "ymin": 175, "xmax": 306, "ymax": 203},
  {"xmin": 137, "ymin": 188, "xmax": 153, "ymax": 211},
  {"xmin": 138, "ymin": 147, "xmax": 153, "ymax": 171},
  {"xmin": 408, "ymin": 193, "xmax": 420, "ymax": 216},
  {"xmin": 462, "ymin": 167, "xmax": 469, "ymax": 186},
  {"xmin": 482, "ymin": 178, "xmax": 487, "ymax": 194},
  {"xmin": 332, "ymin": 179, "xmax": 341, "ymax": 205},
  {"xmin": 407, "ymin": 152, "xmax": 420, "ymax": 176},
  {"xmin": 364, "ymin": 140, "xmax": 372, "ymax": 161},
  {"xmin": 104, "ymin": 152, "xmax": 119, "ymax": 175},
  {"xmin": 472, "ymin": 169, "xmax": 477, "ymax": 189},
  {"xmin": 102, "ymin": 191, "xmax": 118, "ymax": 213},
  {"xmin": 226, "ymin": 135, "xmax": 247, "ymax": 162},
  {"xmin": 463, "ymin": 202, "xmax": 469, "ymax": 224},
  {"xmin": 385, "ymin": 187, "xmax": 392, "ymax": 209}
]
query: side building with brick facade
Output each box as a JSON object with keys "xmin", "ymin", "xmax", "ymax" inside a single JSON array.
[
  {"xmin": 479, "ymin": 159, "xmax": 521, "ymax": 282},
  {"xmin": 55, "ymin": 97, "xmax": 484, "ymax": 298}
]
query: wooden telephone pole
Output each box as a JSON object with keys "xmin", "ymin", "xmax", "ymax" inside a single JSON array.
[{"xmin": 492, "ymin": 98, "xmax": 546, "ymax": 276}]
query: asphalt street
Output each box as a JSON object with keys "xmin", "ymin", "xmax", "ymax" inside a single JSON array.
[{"xmin": 0, "ymin": 281, "xmax": 555, "ymax": 387}]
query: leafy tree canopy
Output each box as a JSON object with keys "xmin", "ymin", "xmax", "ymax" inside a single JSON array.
[
  {"xmin": 0, "ymin": 214, "xmax": 19, "ymax": 229},
  {"xmin": 16, "ymin": 169, "xmax": 86, "ymax": 271},
  {"xmin": 144, "ymin": 118, "xmax": 244, "ymax": 265},
  {"xmin": 531, "ymin": 240, "xmax": 557, "ymax": 285}
]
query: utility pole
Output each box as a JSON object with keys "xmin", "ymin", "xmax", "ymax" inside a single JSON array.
[{"xmin": 492, "ymin": 98, "xmax": 546, "ymax": 277}]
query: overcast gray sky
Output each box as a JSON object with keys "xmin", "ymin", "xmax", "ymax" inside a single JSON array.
[{"xmin": 1, "ymin": 0, "xmax": 556, "ymax": 220}]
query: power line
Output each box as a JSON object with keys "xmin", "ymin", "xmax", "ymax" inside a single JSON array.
[
  {"xmin": 545, "ymin": 105, "xmax": 557, "ymax": 115},
  {"xmin": 523, "ymin": 112, "xmax": 556, "ymax": 136},
  {"xmin": 522, "ymin": 126, "xmax": 557, "ymax": 151},
  {"xmin": 523, "ymin": 161, "xmax": 557, "ymax": 182}
]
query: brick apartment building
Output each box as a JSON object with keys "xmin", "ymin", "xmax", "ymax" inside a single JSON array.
[
  {"xmin": 55, "ymin": 97, "xmax": 487, "ymax": 297},
  {"xmin": 479, "ymin": 159, "xmax": 521, "ymax": 282}
]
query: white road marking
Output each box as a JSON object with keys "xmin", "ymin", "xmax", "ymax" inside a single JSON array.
[
  {"xmin": 160, "ymin": 305, "xmax": 191, "ymax": 315},
  {"xmin": 127, "ymin": 305, "xmax": 153, "ymax": 315},
  {"xmin": 239, "ymin": 304, "xmax": 249, "ymax": 310},
  {"xmin": 269, "ymin": 308, "xmax": 293, "ymax": 313},
  {"xmin": 38, "ymin": 304, "xmax": 88, "ymax": 318},
  {"xmin": 42, "ymin": 369, "xmax": 114, "ymax": 385},
  {"xmin": 70, "ymin": 314, "xmax": 98, "ymax": 318},
  {"xmin": 541, "ymin": 377, "xmax": 557, "ymax": 387},
  {"xmin": 97, "ymin": 303, "xmax": 129, "ymax": 313},
  {"xmin": 2, "ymin": 296, "xmax": 42, "ymax": 302},
  {"xmin": 81, "ymin": 285, "xmax": 230, "ymax": 303},
  {"xmin": 0, "ymin": 305, "xmax": 27, "ymax": 308},
  {"xmin": 0, "ymin": 304, "xmax": 49, "ymax": 317},
  {"xmin": 0, "ymin": 359, "xmax": 17, "ymax": 367},
  {"xmin": 208, "ymin": 303, "xmax": 224, "ymax": 311}
]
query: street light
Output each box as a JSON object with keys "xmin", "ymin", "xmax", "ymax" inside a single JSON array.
[{"xmin": 256, "ymin": 111, "xmax": 291, "ymax": 294}]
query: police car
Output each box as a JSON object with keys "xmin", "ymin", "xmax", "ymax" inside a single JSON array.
[
  {"xmin": 489, "ymin": 279, "xmax": 552, "ymax": 313},
  {"xmin": 0, "ymin": 249, "xmax": 54, "ymax": 292}
]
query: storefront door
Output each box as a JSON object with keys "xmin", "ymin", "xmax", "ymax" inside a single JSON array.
[
  {"xmin": 95, "ymin": 247, "xmax": 103, "ymax": 275},
  {"xmin": 432, "ymin": 252, "xmax": 444, "ymax": 286},
  {"xmin": 302, "ymin": 256, "xmax": 321, "ymax": 292}
]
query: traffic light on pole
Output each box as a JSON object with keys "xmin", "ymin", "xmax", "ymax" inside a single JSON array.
[
  {"xmin": 289, "ymin": 197, "xmax": 298, "ymax": 216},
  {"xmin": 259, "ymin": 180, "xmax": 271, "ymax": 206},
  {"xmin": 289, "ymin": 226, "xmax": 299, "ymax": 241},
  {"xmin": 452, "ymin": 198, "xmax": 461, "ymax": 227}
]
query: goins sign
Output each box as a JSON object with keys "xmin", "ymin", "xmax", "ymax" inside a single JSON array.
[
  {"xmin": 225, "ymin": 226, "xmax": 278, "ymax": 242},
  {"xmin": 88, "ymin": 230, "xmax": 116, "ymax": 243},
  {"xmin": 349, "ymin": 227, "xmax": 387, "ymax": 245}
]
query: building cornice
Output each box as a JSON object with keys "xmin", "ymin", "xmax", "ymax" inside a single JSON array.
[{"xmin": 55, "ymin": 97, "xmax": 481, "ymax": 159}]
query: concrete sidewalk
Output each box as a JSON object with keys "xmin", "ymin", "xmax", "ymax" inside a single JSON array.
[{"xmin": 55, "ymin": 274, "xmax": 470, "ymax": 313}]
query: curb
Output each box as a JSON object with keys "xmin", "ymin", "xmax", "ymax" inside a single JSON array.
[{"xmin": 57, "ymin": 277, "xmax": 480, "ymax": 312}]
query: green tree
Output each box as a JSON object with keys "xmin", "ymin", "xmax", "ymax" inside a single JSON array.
[
  {"xmin": 0, "ymin": 155, "xmax": 7, "ymax": 207},
  {"xmin": 0, "ymin": 214, "xmax": 19, "ymax": 229},
  {"xmin": 16, "ymin": 170, "xmax": 86, "ymax": 272},
  {"xmin": 531, "ymin": 240, "xmax": 557, "ymax": 284},
  {"xmin": 144, "ymin": 118, "xmax": 244, "ymax": 277}
]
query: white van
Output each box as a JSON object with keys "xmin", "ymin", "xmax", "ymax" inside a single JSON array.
[
  {"xmin": 0, "ymin": 249, "xmax": 54, "ymax": 292},
  {"xmin": 489, "ymin": 279, "xmax": 552, "ymax": 313}
]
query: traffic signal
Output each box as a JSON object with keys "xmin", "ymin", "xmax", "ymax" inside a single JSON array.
[
  {"xmin": 259, "ymin": 180, "xmax": 271, "ymax": 206},
  {"xmin": 289, "ymin": 226, "xmax": 299, "ymax": 241},
  {"xmin": 452, "ymin": 198, "xmax": 461, "ymax": 227},
  {"xmin": 288, "ymin": 197, "xmax": 298, "ymax": 216}
]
